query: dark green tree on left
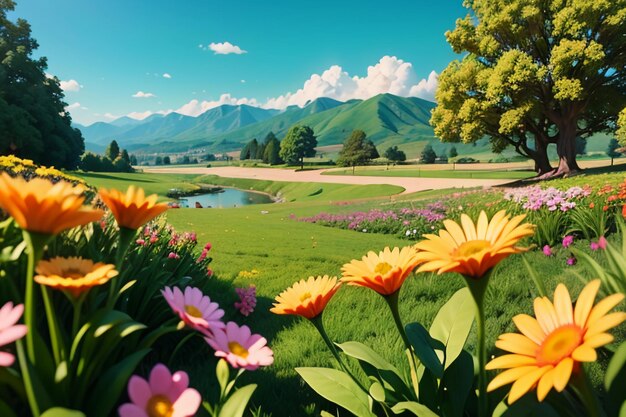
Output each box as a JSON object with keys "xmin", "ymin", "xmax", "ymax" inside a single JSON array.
[{"xmin": 0, "ymin": 0, "xmax": 84, "ymax": 168}]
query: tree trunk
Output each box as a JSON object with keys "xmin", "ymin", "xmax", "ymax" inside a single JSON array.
[
  {"xmin": 533, "ymin": 137, "xmax": 552, "ymax": 175},
  {"xmin": 300, "ymin": 157, "xmax": 304, "ymax": 171},
  {"xmin": 554, "ymin": 123, "xmax": 580, "ymax": 177}
]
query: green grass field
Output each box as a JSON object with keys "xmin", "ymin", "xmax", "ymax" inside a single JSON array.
[
  {"xmin": 75, "ymin": 171, "xmax": 621, "ymax": 417},
  {"xmin": 75, "ymin": 172, "xmax": 200, "ymax": 198}
]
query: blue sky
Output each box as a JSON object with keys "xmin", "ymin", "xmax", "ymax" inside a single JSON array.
[{"xmin": 12, "ymin": 0, "xmax": 467, "ymax": 125}]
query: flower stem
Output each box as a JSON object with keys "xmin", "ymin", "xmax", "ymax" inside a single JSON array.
[
  {"xmin": 463, "ymin": 273, "xmax": 491, "ymax": 417},
  {"xmin": 571, "ymin": 369, "xmax": 605, "ymax": 417},
  {"xmin": 106, "ymin": 227, "xmax": 136, "ymax": 308},
  {"xmin": 22, "ymin": 231, "xmax": 50, "ymax": 363},
  {"xmin": 71, "ymin": 295, "xmax": 86, "ymax": 337},
  {"xmin": 41, "ymin": 287, "xmax": 64, "ymax": 364},
  {"xmin": 384, "ymin": 291, "xmax": 420, "ymax": 399}
]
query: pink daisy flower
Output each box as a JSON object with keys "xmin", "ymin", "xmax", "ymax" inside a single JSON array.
[
  {"xmin": 0, "ymin": 302, "xmax": 27, "ymax": 366},
  {"xmin": 205, "ymin": 322, "xmax": 274, "ymax": 371},
  {"xmin": 118, "ymin": 363, "xmax": 201, "ymax": 417},
  {"xmin": 562, "ymin": 235, "xmax": 574, "ymax": 248},
  {"xmin": 542, "ymin": 245, "xmax": 553, "ymax": 256},
  {"xmin": 161, "ymin": 286, "xmax": 225, "ymax": 334}
]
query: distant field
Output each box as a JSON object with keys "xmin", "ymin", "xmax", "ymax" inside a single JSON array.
[
  {"xmin": 74, "ymin": 172, "xmax": 200, "ymax": 198},
  {"xmin": 324, "ymin": 167, "xmax": 535, "ymax": 179}
]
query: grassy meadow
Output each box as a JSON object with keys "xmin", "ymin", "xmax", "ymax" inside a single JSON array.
[{"xmin": 70, "ymin": 170, "xmax": 625, "ymax": 416}]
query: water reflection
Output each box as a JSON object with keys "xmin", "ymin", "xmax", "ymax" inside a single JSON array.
[{"xmin": 179, "ymin": 188, "xmax": 273, "ymax": 208}]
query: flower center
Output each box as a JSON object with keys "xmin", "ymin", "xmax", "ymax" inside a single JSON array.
[
  {"xmin": 228, "ymin": 341, "xmax": 249, "ymax": 358},
  {"xmin": 146, "ymin": 394, "xmax": 173, "ymax": 417},
  {"xmin": 64, "ymin": 268, "xmax": 85, "ymax": 279},
  {"xmin": 299, "ymin": 292, "xmax": 312, "ymax": 302},
  {"xmin": 184, "ymin": 304, "xmax": 203, "ymax": 318},
  {"xmin": 374, "ymin": 262, "xmax": 393, "ymax": 275},
  {"xmin": 536, "ymin": 324, "xmax": 583, "ymax": 366},
  {"xmin": 454, "ymin": 240, "xmax": 491, "ymax": 257}
]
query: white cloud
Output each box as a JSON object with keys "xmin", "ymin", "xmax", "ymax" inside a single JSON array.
[
  {"xmin": 241, "ymin": 79, "xmax": 246, "ymax": 83},
  {"xmin": 175, "ymin": 94, "xmax": 260, "ymax": 117},
  {"xmin": 127, "ymin": 109, "xmax": 173, "ymax": 120},
  {"xmin": 103, "ymin": 113, "xmax": 120, "ymax": 120},
  {"xmin": 60, "ymin": 79, "xmax": 82, "ymax": 92},
  {"xmin": 65, "ymin": 102, "xmax": 81, "ymax": 110},
  {"xmin": 208, "ymin": 42, "xmax": 247, "ymax": 55},
  {"xmin": 265, "ymin": 56, "xmax": 438, "ymax": 109},
  {"xmin": 132, "ymin": 91, "xmax": 156, "ymax": 98},
  {"xmin": 163, "ymin": 73, "xmax": 172, "ymax": 79}
]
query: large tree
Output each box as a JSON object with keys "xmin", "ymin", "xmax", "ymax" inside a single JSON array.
[
  {"xmin": 0, "ymin": 0, "xmax": 84, "ymax": 168},
  {"xmin": 337, "ymin": 130, "xmax": 379, "ymax": 174},
  {"xmin": 262, "ymin": 132, "xmax": 283, "ymax": 165},
  {"xmin": 279, "ymin": 125, "xmax": 317, "ymax": 170},
  {"xmin": 431, "ymin": 0, "xmax": 626, "ymax": 177}
]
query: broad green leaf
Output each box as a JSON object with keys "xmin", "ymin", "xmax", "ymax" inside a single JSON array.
[
  {"xmin": 406, "ymin": 322, "xmax": 444, "ymax": 379},
  {"xmin": 606, "ymin": 341, "xmax": 626, "ymax": 390},
  {"xmin": 391, "ymin": 401, "xmax": 439, "ymax": 416},
  {"xmin": 85, "ymin": 349, "xmax": 151, "ymax": 417},
  {"xmin": 41, "ymin": 408, "xmax": 86, "ymax": 417},
  {"xmin": 493, "ymin": 395, "xmax": 560, "ymax": 417},
  {"xmin": 296, "ymin": 367, "xmax": 375, "ymax": 417},
  {"xmin": 440, "ymin": 350, "xmax": 473, "ymax": 417},
  {"xmin": 429, "ymin": 287, "xmax": 475, "ymax": 369},
  {"xmin": 55, "ymin": 361, "xmax": 68, "ymax": 384},
  {"xmin": 218, "ymin": 384, "xmax": 257, "ymax": 417},
  {"xmin": 0, "ymin": 399, "xmax": 18, "ymax": 417},
  {"xmin": 369, "ymin": 381, "xmax": 385, "ymax": 402},
  {"xmin": 521, "ymin": 256, "xmax": 547, "ymax": 297},
  {"xmin": 337, "ymin": 341, "xmax": 413, "ymax": 401},
  {"xmin": 216, "ymin": 359, "xmax": 229, "ymax": 396},
  {"xmin": 320, "ymin": 412, "xmax": 335, "ymax": 417}
]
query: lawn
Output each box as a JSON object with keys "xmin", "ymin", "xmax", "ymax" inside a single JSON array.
[
  {"xmin": 73, "ymin": 170, "xmax": 624, "ymax": 417},
  {"xmin": 74, "ymin": 172, "xmax": 200, "ymax": 198}
]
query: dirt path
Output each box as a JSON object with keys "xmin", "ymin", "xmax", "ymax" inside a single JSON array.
[{"xmin": 143, "ymin": 166, "xmax": 513, "ymax": 194}]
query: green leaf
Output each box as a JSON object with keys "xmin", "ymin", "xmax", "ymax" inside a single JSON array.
[
  {"xmin": 41, "ymin": 408, "xmax": 86, "ymax": 417},
  {"xmin": 521, "ymin": 256, "xmax": 547, "ymax": 297},
  {"xmin": 429, "ymin": 287, "xmax": 475, "ymax": 369},
  {"xmin": 492, "ymin": 395, "xmax": 560, "ymax": 417},
  {"xmin": 606, "ymin": 341, "xmax": 626, "ymax": 390},
  {"xmin": 440, "ymin": 350, "xmax": 474, "ymax": 417},
  {"xmin": 85, "ymin": 349, "xmax": 151, "ymax": 417},
  {"xmin": 337, "ymin": 341, "xmax": 413, "ymax": 401},
  {"xmin": 216, "ymin": 359, "xmax": 229, "ymax": 396},
  {"xmin": 0, "ymin": 399, "xmax": 18, "ymax": 417},
  {"xmin": 218, "ymin": 384, "xmax": 257, "ymax": 417},
  {"xmin": 406, "ymin": 322, "xmax": 444, "ymax": 379},
  {"xmin": 390, "ymin": 401, "xmax": 439, "ymax": 416},
  {"xmin": 296, "ymin": 367, "xmax": 375, "ymax": 417},
  {"xmin": 369, "ymin": 381, "xmax": 386, "ymax": 403}
]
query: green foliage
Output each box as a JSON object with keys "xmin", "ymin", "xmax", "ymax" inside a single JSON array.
[
  {"xmin": 79, "ymin": 151, "xmax": 133, "ymax": 173},
  {"xmin": 336, "ymin": 130, "xmax": 379, "ymax": 169},
  {"xmin": 163, "ymin": 155, "xmax": 171, "ymax": 165},
  {"xmin": 129, "ymin": 154, "xmax": 138, "ymax": 165},
  {"xmin": 606, "ymin": 138, "xmax": 622, "ymax": 159},
  {"xmin": 432, "ymin": 0, "xmax": 626, "ymax": 174},
  {"xmin": 567, "ymin": 204, "xmax": 609, "ymax": 241},
  {"xmin": 384, "ymin": 145, "xmax": 407, "ymax": 162},
  {"xmin": 279, "ymin": 125, "xmax": 317, "ymax": 168},
  {"xmin": 104, "ymin": 140, "xmax": 120, "ymax": 161},
  {"xmin": 0, "ymin": 1, "xmax": 84, "ymax": 169},
  {"xmin": 575, "ymin": 137, "xmax": 587, "ymax": 156},
  {"xmin": 240, "ymin": 138, "xmax": 259, "ymax": 160},
  {"xmin": 419, "ymin": 144, "xmax": 437, "ymax": 164},
  {"xmin": 618, "ymin": 109, "xmax": 626, "ymax": 145}
]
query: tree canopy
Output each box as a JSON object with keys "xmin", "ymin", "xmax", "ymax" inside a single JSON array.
[
  {"xmin": 262, "ymin": 132, "xmax": 283, "ymax": 165},
  {"xmin": 431, "ymin": 0, "xmax": 626, "ymax": 177},
  {"xmin": 337, "ymin": 130, "xmax": 379, "ymax": 172},
  {"xmin": 279, "ymin": 125, "xmax": 317, "ymax": 169},
  {"xmin": 0, "ymin": 0, "xmax": 84, "ymax": 168},
  {"xmin": 420, "ymin": 144, "xmax": 437, "ymax": 164},
  {"xmin": 384, "ymin": 146, "xmax": 406, "ymax": 163}
]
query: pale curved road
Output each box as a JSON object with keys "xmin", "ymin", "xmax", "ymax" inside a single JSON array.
[{"xmin": 143, "ymin": 166, "xmax": 514, "ymax": 194}]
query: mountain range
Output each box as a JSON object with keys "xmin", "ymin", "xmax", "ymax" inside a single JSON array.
[{"xmin": 75, "ymin": 94, "xmax": 444, "ymax": 155}]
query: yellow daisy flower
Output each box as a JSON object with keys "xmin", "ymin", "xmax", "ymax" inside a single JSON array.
[
  {"xmin": 35, "ymin": 257, "xmax": 119, "ymax": 297},
  {"xmin": 271, "ymin": 275, "xmax": 341, "ymax": 319},
  {"xmin": 99, "ymin": 186, "xmax": 168, "ymax": 230}
]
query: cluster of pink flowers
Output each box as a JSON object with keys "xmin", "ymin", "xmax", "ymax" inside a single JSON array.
[
  {"xmin": 142, "ymin": 224, "xmax": 159, "ymax": 244},
  {"xmin": 504, "ymin": 185, "xmax": 591, "ymax": 211},
  {"xmin": 542, "ymin": 234, "xmax": 608, "ymax": 265},
  {"xmin": 590, "ymin": 236, "xmax": 608, "ymax": 251},
  {"xmin": 161, "ymin": 285, "xmax": 273, "ymax": 371},
  {"xmin": 197, "ymin": 242, "xmax": 212, "ymax": 263},
  {"xmin": 0, "ymin": 302, "xmax": 27, "ymax": 366},
  {"xmin": 234, "ymin": 285, "xmax": 257, "ymax": 316}
]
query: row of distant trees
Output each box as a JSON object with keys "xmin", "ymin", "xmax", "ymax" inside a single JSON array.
[{"xmin": 80, "ymin": 140, "xmax": 134, "ymax": 172}]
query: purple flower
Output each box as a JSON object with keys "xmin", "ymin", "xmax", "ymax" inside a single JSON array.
[
  {"xmin": 542, "ymin": 245, "xmax": 553, "ymax": 256},
  {"xmin": 234, "ymin": 285, "xmax": 257, "ymax": 316},
  {"xmin": 562, "ymin": 235, "xmax": 574, "ymax": 248},
  {"xmin": 566, "ymin": 256, "xmax": 577, "ymax": 266}
]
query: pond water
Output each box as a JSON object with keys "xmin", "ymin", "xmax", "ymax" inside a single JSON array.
[{"xmin": 179, "ymin": 188, "xmax": 273, "ymax": 208}]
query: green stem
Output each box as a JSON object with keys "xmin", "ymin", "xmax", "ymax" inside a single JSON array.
[
  {"xmin": 22, "ymin": 231, "xmax": 50, "ymax": 363},
  {"xmin": 40, "ymin": 287, "xmax": 64, "ymax": 364},
  {"xmin": 384, "ymin": 291, "xmax": 420, "ymax": 399},
  {"xmin": 71, "ymin": 295, "xmax": 86, "ymax": 337},
  {"xmin": 106, "ymin": 227, "xmax": 136, "ymax": 308},
  {"xmin": 570, "ymin": 369, "xmax": 605, "ymax": 417},
  {"xmin": 463, "ymin": 273, "xmax": 491, "ymax": 417},
  {"xmin": 16, "ymin": 339, "xmax": 41, "ymax": 417}
]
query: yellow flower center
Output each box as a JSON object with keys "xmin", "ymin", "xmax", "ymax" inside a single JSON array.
[
  {"xmin": 146, "ymin": 394, "xmax": 173, "ymax": 417},
  {"xmin": 454, "ymin": 240, "xmax": 491, "ymax": 257},
  {"xmin": 184, "ymin": 305, "xmax": 203, "ymax": 318},
  {"xmin": 64, "ymin": 268, "xmax": 85, "ymax": 279},
  {"xmin": 536, "ymin": 324, "xmax": 583, "ymax": 366},
  {"xmin": 299, "ymin": 292, "xmax": 312, "ymax": 302},
  {"xmin": 374, "ymin": 262, "xmax": 393, "ymax": 275},
  {"xmin": 228, "ymin": 341, "xmax": 249, "ymax": 358}
]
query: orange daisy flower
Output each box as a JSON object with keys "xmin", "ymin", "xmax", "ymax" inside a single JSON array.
[
  {"xmin": 98, "ymin": 186, "xmax": 168, "ymax": 230},
  {"xmin": 35, "ymin": 257, "xmax": 119, "ymax": 297},
  {"xmin": 0, "ymin": 172, "xmax": 104, "ymax": 235},
  {"xmin": 341, "ymin": 246, "xmax": 420, "ymax": 295},
  {"xmin": 271, "ymin": 275, "xmax": 341, "ymax": 319},
  {"xmin": 414, "ymin": 210, "xmax": 534, "ymax": 278},
  {"xmin": 487, "ymin": 280, "xmax": 625, "ymax": 403}
]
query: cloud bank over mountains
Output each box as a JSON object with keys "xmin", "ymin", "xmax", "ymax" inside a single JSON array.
[{"xmin": 87, "ymin": 56, "xmax": 439, "ymax": 122}]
